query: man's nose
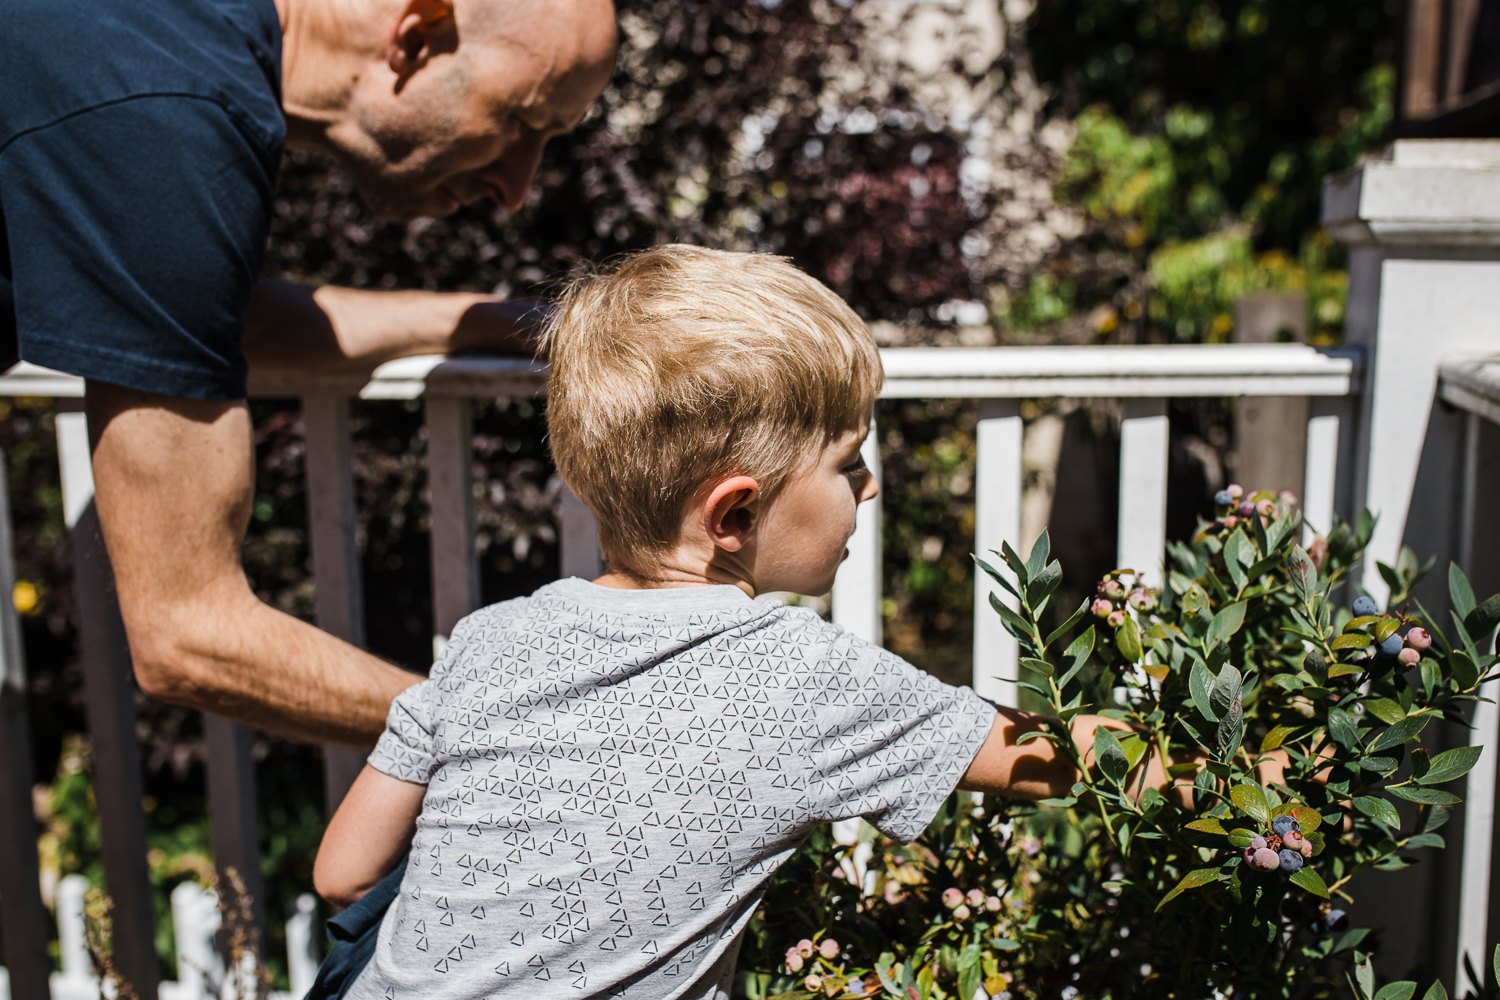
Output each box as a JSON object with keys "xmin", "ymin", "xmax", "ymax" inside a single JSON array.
[{"xmin": 483, "ymin": 131, "xmax": 548, "ymax": 211}]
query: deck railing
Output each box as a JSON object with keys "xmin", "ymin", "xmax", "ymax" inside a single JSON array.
[{"xmin": 0, "ymin": 340, "xmax": 1433, "ymax": 1000}]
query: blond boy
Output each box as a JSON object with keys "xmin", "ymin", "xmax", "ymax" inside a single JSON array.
[{"xmin": 314, "ymin": 246, "xmax": 1169, "ymax": 999}]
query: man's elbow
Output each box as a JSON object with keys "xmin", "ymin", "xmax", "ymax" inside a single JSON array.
[{"xmin": 129, "ymin": 632, "xmax": 219, "ymax": 706}]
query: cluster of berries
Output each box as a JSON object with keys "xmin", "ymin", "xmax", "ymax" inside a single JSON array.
[
  {"xmin": 1091, "ymin": 574, "xmax": 1156, "ymax": 628},
  {"xmin": 1350, "ymin": 595, "xmax": 1432, "ymax": 666},
  {"xmin": 1209, "ymin": 484, "xmax": 1297, "ymax": 531},
  {"xmin": 1242, "ymin": 815, "xmax": 1313, "ymax": 874},
  {"xmin": 783, "ymin": 937, "xmax": 839, "ymax": 974},
  {"xmin": 941, "ymin": 886, "xmax": 1002, "ymax": 921}
]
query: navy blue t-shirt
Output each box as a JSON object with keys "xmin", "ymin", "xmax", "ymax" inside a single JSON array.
[{"xmin": 0, "ymin": 0, "xmax": 284, "ymax": 400}]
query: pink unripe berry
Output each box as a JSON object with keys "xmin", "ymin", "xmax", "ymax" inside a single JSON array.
[
  {"xmin": 942, "ymin": 887, "xmax": 963, "ymax": 909},
  {"xmin": 1399, "ymin": 647, "xmax": 1421, "ymax": 667},
  {"xmin": 1278, "ymin": 490, "xmax": 1298, "ymax": 505},
  {"xmin": 985, "ymin": 896, "xmax": 1001, "ymax": 912},
  {"xmin": 1223, "ymin": 515, "xmax": 1239, "ymax": 528},
  {"xmin": 1227, "ymin": 484, "xmax": 1244, "ymax": 499},
  {"xmin": 805, "ymin": 974, "xmax": 823, "ymax": 991},
  {"xmin": 1128, "ymin": 589, "xmax": 1156, "ymax": 612},
  {"xmin": 953, "ymin": 904, "xmax": 971, "ymax": 920},
  {"xmin": 785, "ymin": 952, "xmax": 805, "ymax": 973},
  {"xmin": 1238, "ymin": 501, "xmax": 1255, "ymax": 517},
  {"xmin": 966, "ymin": 889, "xmax": 985, "ymax": 907},
  {"xmin": 1300, "ymin": 839, "xmax": 1313, "ymax": 858},
  {"xmin": 1103, "ymin": 579, "xmax": 1125, "ymax": 598},
  {"xmin": 1257, "ymin": 498, "xmax": 1275, "ymax": 516},
  {"xmin": 819, "ymin": 939, "xmax": 840, "ymax": 959},
  {"xmin": 1251, "ymin": 836, "xmax": 1267, "ymax": 850},
  {"xmin": 1091, "ymin": 598, "xmax": 1113, "ymax": 618},
  {"xmin": 1406, "ymin": 627, "xmax": 1432, "ymax": 651},
  {"xmin": 1282, "ymin": 831, "xmax": 1303, "ymax": 849},
  {"xmin": 1243, "ymin": 846, "xmax": 1257, "ymax": 865},
  {"xmin": 1251, "ymin": 848, "xmax": 1281, "ymax": 871},
  {"xmin": 1309, "ymin": 537, "xmax": 1328, "ymax": 569},
  {"xmin": 797, "ymin": 939, "xmax": 815, "ymax": 958},
  {"xmin": 1107, "ymin": 609, "xmax": 1126, "ymax": 628}
]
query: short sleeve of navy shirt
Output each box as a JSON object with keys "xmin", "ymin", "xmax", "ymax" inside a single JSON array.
[{"xmin": 0, "ymin": 0, "xmax": 284, "ymax": 400}]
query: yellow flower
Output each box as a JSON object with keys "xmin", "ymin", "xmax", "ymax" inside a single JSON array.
[{"xmin": 13, "ymin": 580, "xmax": 39, "ymax": 615}]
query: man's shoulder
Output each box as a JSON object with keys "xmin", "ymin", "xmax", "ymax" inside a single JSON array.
[{"xmin": 0, "ymin": 0, "xmax": 283, "ymax": 151}]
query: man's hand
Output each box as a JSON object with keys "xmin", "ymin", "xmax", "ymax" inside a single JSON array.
[
  {"xmin": 86, "ymin": 381, "xmax": 419, "ymax": 745},
  {"xmin": 244, "ymin": 277, "xmax": 547, "ymax": 377}
]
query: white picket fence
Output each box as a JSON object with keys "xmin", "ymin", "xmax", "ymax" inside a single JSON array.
[{"xmin": 0, "ymin": 876, "xmax": 318, "ymax": 1000}]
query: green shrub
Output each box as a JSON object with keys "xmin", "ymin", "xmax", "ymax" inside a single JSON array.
[{"xmin": 741, "ymin": 495, "xmax": 1500, "ymax": 999}]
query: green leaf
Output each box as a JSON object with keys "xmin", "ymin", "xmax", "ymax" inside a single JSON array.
[
  {"xmin": 1019, "ymin": 657, "xmax": 1054, "ymax": 678},
  {"xmin": 1419, "ymin": 746, "xmax": 1483, "ymax": 785},
  {"xmin": 1363, "ymin": 698, "xmax": 1407, "ymax": 725},
  {"xmin": 1217, "ymin": 699, "xmax": 1245, "ymax": 761},
  {"xmin": 1388, "ymin": 785, "xmax": 1462, "ymax": 805},
  {"xmin": 1451, "ymin": 562, "xmax": 1478, "ymax": 620},
  {"xmin": 990, "ymin": 938, "xmax": 1021, "ymax": 951},
  {"xmin": 1185, "ymin": 817, "xmax": 1227, "ymax": 836},
  {"xmin": 1095, "ymin": 725, "xmax": 1129, "ymax": 786},
  {"xmin": 1025, "ymin": 530, "xmax": 1050, "ymax": 581},
  {"xmin": 1230, "ymin": 783, "xmax": 1270, "ymax": 825},
  {"xmin": 1354, "ymin": 795, "xmax": 1402, "ymax": 830},
  {"xmin": 1210, "ymin": 664, "xmax": 1242, "ymax": 719},
  {"xmin": 1373, "ymin": 983, "xmax": 1417, "ymax": 1000},
  {"xmin": 1356, "ymin": 951, "xmax": 1376, "ymax": 999},
  {"xmin": 1155, "ymin": 867, "xmax": 1223, "ymax": 911},
  {"xmin": 1224, "ymin": 531, "xmax": 1250, "ymax": 592},
  {"xmin": 1191, "ymin": 662, "xmax": 1218, "ymax": 723},
  {"xmin": 1027, "ymin": 561, "xmax": 1063, "ymax": 608},
  {"xmin": 1045, "ymin": 600, "xmax": 1090, "ymax": 648},
  {"xmin": 957, "ymin": 942, "xmax": 982, "ymax": 1000},
  {"xmin": 1327, "ymin": 707, "xmax": 1359, "ymax": 750},
  {"xmin": 1116, "ymin": 615, "xmax": 1143, "ymax": 663},
  {"xmin": 1182, "ymin": 583, "xmax": 1210, "ymax": 616},
  {"xmin": 1375, "ymin": 617, "xmax": 1401, "ymax": 644},
  {"xmin": 1334, "ymin": 927, "xmax": 1371, "ymax": 954},
  {"xmin": 1290, "ymin": 806, "xmax": 1323, "ymax": 833},
  {"xmin": 1206, "ymin": 602, "xmax": 1247, "ymax": 650},
  {"xmin": 1288, "ymin": 544, "xmax": 1316, "ymax": 603},
  {"xmin": 1289, "ymin": 866, "xmax": 1330, "ymax": 898},
  {"xmin": 1227, "ymin": 828, "xmax": 1257, "ymax": 847},
  {"xmin": 1260, "ymin": 725, "xmax": 1295, "ymax": 753},
  {"xmin": 1405, "ymin": 833, "xmax": 1446, "ymax": 850},
  {"xmin": 1464, "ymin": 599, "xmax": 1500, "ymax": 638},
  {"xmin": 1332, "ymin": 633, "xmax": 1373, "ymax": 650},
  {"xmin": 1368, "ymin": 715, "xmax": 1430, "ymax": 754},
  {"xmin": 1000, "ymin": 540, "xmax": 1029, "ymax": 584},
  {"xmin": 1451, "ymin": 650, "xmax": 1481, "ymax": 689},
  {"xmin": 1059, "ymin": 626, "xmax": 1095, "ymax": 688},
  {"xmin": 1421, "ymin": 978, "xmax": 1448, "ymax": 1000},
  {"xmin": 989, "ymin": 591, "xmax": 1035, "ymax": 644},
  {"xmin": 973, "ymin": 555, "xmax": 1021, "ymax": 601},
  {"xmin": 1305, "ymin": 649, "xmax": 1328, "ymax": 683}
]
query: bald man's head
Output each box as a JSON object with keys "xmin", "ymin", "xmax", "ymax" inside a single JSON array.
[{"xmin": 284, "ymin": 0, "xmax": 617, "ymax": 221}]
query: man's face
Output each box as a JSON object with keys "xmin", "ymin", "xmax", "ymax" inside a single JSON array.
[{"xmin": 339, "ymin": 0, "xmax": 617, "ymax": 221}]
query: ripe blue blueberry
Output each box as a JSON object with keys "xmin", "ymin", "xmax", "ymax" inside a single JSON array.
[
  {"xmin": 1379, "ymin": 633, "xmax": 1403, "ymax": 657},
  {"xmin": 1352, "ymin": 596, "xmax": 1379, "ymax": 617},
  {"xmin": 1214, "ymin": 490, "xmax": 1234, "ymax": 506},
  {"xmin": 1278, "ymin": 849, "xmax": 1304, "ymax": 873},
  {"xmin": 1326, "ymin": 909, "xmax": 1348, "ymax": 932},
  {"xmin": 1270, "ymin": 815, "xmax": 1300, "ymax": 837}
]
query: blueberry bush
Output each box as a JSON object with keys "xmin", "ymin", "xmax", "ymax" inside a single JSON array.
[{"xmin": 741, "ymin": 492, "xmax": 1500, "ymax": 999}]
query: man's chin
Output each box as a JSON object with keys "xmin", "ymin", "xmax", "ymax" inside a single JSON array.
[{"xmin": 354, "ymin": 181, "xmax": 461, "ymax": 223}]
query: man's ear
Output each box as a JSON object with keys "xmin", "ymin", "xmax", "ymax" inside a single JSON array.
[
  {"xmin": 703, "ymin": 476, "xmax": 759, "ymax": 553},
  {"xmin": 387, "ymin": 0, "xmax": 458, "ymax": 79}
]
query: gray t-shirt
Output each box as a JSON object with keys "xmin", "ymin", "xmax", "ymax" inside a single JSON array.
[{"xmin": 350, "ymin": 578, "xmax": 995, "ymax": 1000}]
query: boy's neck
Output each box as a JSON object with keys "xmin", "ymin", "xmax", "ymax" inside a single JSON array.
[{"xmin": 592, "ymin": 551, "xmax": 756, "ymax": 596}]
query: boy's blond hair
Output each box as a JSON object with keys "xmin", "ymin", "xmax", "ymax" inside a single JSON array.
[{"xmin": 542, "ymin": 245, "xmax": 883, "ymax": 575}]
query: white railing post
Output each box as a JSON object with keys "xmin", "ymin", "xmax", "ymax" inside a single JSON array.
[
  {"xmin": 1116, "ymin": 400, "xmax": 1170, "ymax": 587},
  {"xmin": 0, "ymin": 443, "xmax": 50, "ymax": 1000},
  {"xmin": 169, "ymin": 881, "xmax": 223, "ymax": 1000},
  {"xmin": 559, "ymin": 483, "xmax": 605, "ymax": 581},
  {"xmin": 831, "ymin": 420, "xmax": 882, "ymax": 645},
  {"xmin": 1302, "ymin": 412, "xmax": 1342, "ymax": 543},
  {"xmin": 56, "ymin": 410, "xmax": 160, "ymax": 1000},
  {"xmin": 286, "ymin": 894, "xmax": 321, "ymax": 998},
  {"xmin": 425, "ymin": 396, "xmax": 478, "ymax": 655},
  {"xmin": 301, "ymin": 393, "xmax": 367, "ymax": 811},
  {"xmin": 973, "ymin": 399, "xmax": 1022, "ymax": 706},
  {"xmin": 54, "ymin": 874, "xmax": 92, "ymax": 987}
]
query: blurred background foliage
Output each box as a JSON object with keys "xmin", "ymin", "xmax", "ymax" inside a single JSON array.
[{"xmin": 4, "ymin": 0, "xmax": 1399, "ymax": 987}]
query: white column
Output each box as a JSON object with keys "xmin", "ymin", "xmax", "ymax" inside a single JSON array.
[
  {"xmin": 170, "ymin": 882, "xmax": 223, "ymax": 1000},
  {"xmin": 973, "ymin": 399, "xmax": 1022, "ymax": 706},
  {"xmin": 1302, "ymin": 413, "xmax": 1341, "ymax": 544},
  {"xmin": 425, "ymin": 396, "xmax": 477, "ymax": 653},
  {"xmin": 559, "ymin": 482, "xmax": 605, "ymax": 581},
  {"xmin": 285, "ymin": 894, "xmax": 321, "ymax": 998},
  {"xmin": 1117, "ymin": 399, "xmax": 1170, "ymax": 587},
  {"xmin": 831, "ymin": 422, "xmax": 882, "ymax": 645}
]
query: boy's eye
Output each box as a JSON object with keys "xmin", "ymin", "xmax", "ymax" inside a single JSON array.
[{"xmin": 841, "ymin": 456, "xmax": 867, "ymax": 475}]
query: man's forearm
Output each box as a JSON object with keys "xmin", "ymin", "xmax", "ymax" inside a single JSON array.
[{"xmin": 244, "ymin": 277, "xmax": 543, "ymax": 375}]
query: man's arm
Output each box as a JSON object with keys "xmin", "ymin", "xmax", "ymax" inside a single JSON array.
[
  {"xmin": 314, "ymin": 765, "xmax": 425, "ymax": 909},
  {"xmin": 86, "ymin": 381, "xmax": 418, "ymax": 745},
  {"xmin": 959, "ymin": 708, "xmax": 1196, "ymax": 803},
  {"xmin": 244, "ymin": 277, "xmax": 545, "ymax": 376}
]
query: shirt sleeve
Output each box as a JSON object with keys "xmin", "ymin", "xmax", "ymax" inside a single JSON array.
[
  {"xmin": 367, "ymin": 679, "xmax": 439, "ymax": 785},
  {"xmin": 802, "ymin": 625, "xmax": 996, "ymax": 843},
  {"xmin": 0, "ymin": 94, "xmax": 277, "ymax": 400}
]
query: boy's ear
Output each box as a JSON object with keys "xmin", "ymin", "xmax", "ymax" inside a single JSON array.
[{"xmin": 703, "ymin": 476, "xmax": 759, "ymax": 552}]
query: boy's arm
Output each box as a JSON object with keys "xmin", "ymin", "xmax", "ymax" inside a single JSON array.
[
  {"xmin": 313, "ymin": 765, "xmax": 426, "ymax": 910},
  {"xmin": 958, "ymin": 708, "xmax": 1195, "ymax": 803}
]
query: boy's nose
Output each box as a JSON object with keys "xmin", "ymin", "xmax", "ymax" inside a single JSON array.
[{"xmin": 860, "ymin": 475, "xmax": 880, "ymax": 503}]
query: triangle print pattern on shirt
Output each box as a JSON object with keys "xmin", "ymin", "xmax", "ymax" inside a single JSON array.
[{"xmin": 349, "ymin": 578, "xmax": 994, "ymax": 1000}]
